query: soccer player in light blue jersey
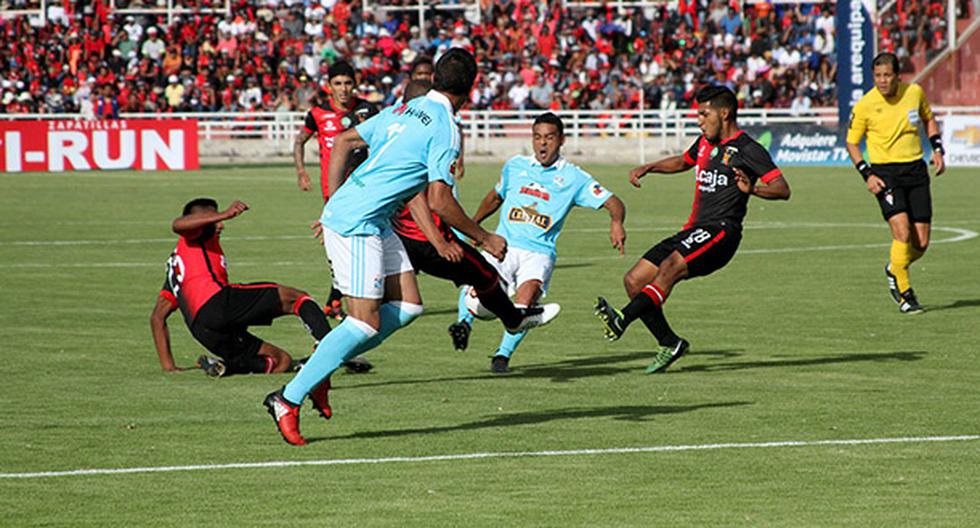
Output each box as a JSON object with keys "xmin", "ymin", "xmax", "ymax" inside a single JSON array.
[
  {"xmin": 262, "ymin": 50, "xmax": 558, "ymax": 445},
  {"xmin": 450, "ymin": 113, "xmax": 627, "ymax": 373}
]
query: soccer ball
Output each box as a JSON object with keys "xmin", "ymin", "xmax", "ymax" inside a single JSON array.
[{"xmin": 463, "ymin": 286, "xmax": 497, "ymax": 320}]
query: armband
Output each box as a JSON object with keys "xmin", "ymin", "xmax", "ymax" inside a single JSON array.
[{"xmin": 855, "ymin": 160, "xmax": 873, "ymax": 181}]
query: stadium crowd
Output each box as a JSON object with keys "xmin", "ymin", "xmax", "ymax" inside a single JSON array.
[{"xmin": 0, "ymin": 0, "xmax": 958, "ymax": 116}]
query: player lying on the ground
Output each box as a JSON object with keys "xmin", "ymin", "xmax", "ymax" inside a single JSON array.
[
  {"xmin": 448, "ymin": 112, "xmax": 626, "ymax": 373},
  {"xmin": 385, "ymin": 81, "xmax": 565, "ymax": 375},
  {"xmin": 263, "ymin": 49, "xmax": 560, "ymax": 446},
  {"xmin": 150, "ymin": 198, "xmax": 332, "ymax": 377},
  {"xmin": 594, "ymin": 86, "xmax": 790, "ymax": 374}
]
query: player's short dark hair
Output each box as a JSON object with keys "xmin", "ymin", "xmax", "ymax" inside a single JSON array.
[
  {"xmin": 533, "ymin": 112, "xmax": 564, "ymax": 136},
  {"xmin": 433, "ymin": 48, "xmax": 477, "ymax": 96},
  {"xmin": 404, "ymin": 79, "xmax": 433, "ymax": 102},
  {"xmin": 872, "ymin": 52, "xmax": 900, "ymax": 74},
  {"xmin": 696, "ymin": 85, "xmax": 738, "ymax": 120},
  {"xmin": 182, "ymin": 197, "xmax": 218, "ymax": 216},
  {"xmin": 328, "ymin": 60, "xmax": 356, "ymax": 80},
  {"xmin": 411, "ymin": 55, "xmax": 434, "ymax": 73}
]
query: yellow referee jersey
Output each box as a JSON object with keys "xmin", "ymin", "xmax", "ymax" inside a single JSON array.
[{"xmin": 846, "ymin": 82, "xmax": 934, "ymax": 164}]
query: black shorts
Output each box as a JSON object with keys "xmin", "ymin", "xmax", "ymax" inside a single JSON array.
[
  {"xmin": 873, "ymin": 160, "xmax": 932, "ymax": 223},
  {"xmin": 397, "ymin": 234, "xmax": 499, "ymax": 291},
  {"xmin": 190, "ymin": 283, "xmax": 281, "ymax": 365},
  {"xmin": 642, "ymin": 223, "xmax": 742, "ymax": 279}
]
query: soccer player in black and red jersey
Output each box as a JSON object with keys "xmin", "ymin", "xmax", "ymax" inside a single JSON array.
[
  {"xmin": 594, "ymin": 86, "xmax": 791, "ymax": 373},
  {"xmin": 293, "ymin": 60, "xmax": 379, "ymax": 321},
  {"xmin": 149, "ymin": 198, "xmax": 332, "ymax": 377}
]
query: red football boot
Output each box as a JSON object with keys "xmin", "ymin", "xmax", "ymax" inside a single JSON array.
[
  {"xmin": 309, "ymin": 378, "xmax": 332, "ymax": 420},
  {"xmin": 263, "ymin": 390, "xmax": 307, "ymax": 446}
]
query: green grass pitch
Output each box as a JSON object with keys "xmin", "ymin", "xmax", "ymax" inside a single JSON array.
[{"xmin": 1, "ymin": 163, "xmax": 978, "ymax": 526}]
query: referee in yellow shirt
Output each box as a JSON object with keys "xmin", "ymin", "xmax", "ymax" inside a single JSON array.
[{"xmin": 846, "ymin": 52, "xmax": 946, "ymax": 314}]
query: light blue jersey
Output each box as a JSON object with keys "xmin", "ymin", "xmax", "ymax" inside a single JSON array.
[
  {"xmin": 494, "ymin": 155, "xmax": 612, "ymax": 258},
  {"xmin": 322, "ymin": 91, "xmax": 460, "ymax": 236}
]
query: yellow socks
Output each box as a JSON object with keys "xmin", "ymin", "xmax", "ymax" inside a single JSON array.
[{"xmin": 889, "ymin": 240, "xmax": 912, "ymax": 293}]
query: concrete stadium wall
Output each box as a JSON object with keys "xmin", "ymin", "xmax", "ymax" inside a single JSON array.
[{"xmin": 199, "ymin": 136, "xmax": 693, "ymax": 166}]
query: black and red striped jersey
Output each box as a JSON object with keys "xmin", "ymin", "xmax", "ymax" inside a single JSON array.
[
  {"xmin": 682, "ymin": 130, "xmax": 782, "ymax": 229},
  {"xmin": 159, "ymin": 235, "xmax": 228, "ymax": 323}
]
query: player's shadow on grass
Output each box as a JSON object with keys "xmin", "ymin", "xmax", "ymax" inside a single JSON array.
[
  {"xmin": 310, "ymin": 401, "xmax": 751, "ymax": 442},
  {"xmin": 926, "ymin": 298, "xmax": 980, "ymax": 312},
  {"xmin": 513, "ymin": 349, "xmax": 742, "ymax": 382},
  {"xmin": 553, "ymin": 262, "xmax": 594, "ymax": 270},
  {"xmin": 675, "ymin": 351, "xmax": 925, "ymax": 374},
  {"xmin": 339, "ymin": 350, "xmax": 719, "ymax": 389}
]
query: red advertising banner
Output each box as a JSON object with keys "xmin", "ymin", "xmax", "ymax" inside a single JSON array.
[{"xmin": 0, "ymin": 119, "xmax": 199, "ymax": 172}]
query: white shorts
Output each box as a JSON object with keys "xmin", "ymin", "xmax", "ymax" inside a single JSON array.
[
  {"xmin": 324, "ymin": 228, "xmax": 414, "ymax": 299},
  {"xmin": 481, "ymin": 246, "xmax": 555, "ymax": 297}
]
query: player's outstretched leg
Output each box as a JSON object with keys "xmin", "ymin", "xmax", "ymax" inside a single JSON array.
[
  {"xmin": 266, "ymin": 316, "xmax": 379, "ymax": 445},
  {"xmin": 594, "ymin": 296, "xmax": 626, "ymax": 341},
  {"xmin": 490, "ymin": 329, "xmax": 527, "ymax": 374},
  {"xmin": 644, "ymin": 338, "xmax": 691, "ymax": 374},
  {"xmin": 448, "ymin": 287, "xmax": 475, "ymax": 351}
]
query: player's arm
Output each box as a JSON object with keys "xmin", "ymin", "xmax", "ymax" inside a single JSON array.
[
  {"xmin": 733, "ymin": 142, "xmax": 791, "ymax": 200},
  {"xmin": 456, "ymin": 134, "xmax": 466, "ymax": 180},
  {"xmin": 326, "ymin": 127, "xmax": 367, "ymax": 196},
  {"xmin": 150, "ymin": 295, "xmax": 183, "ymax": 372},
  {"xmin": 926, "ymin": 116, "xmax": 945, "ymax": 176},
  {"xmin": 472, "ymin": 187, "xmax": 503, "ymax": 224},
  {"xmin": 602, "ymin": 195, "xmax": 627, "ymax": 255},
  {"xmin": 406, "ymin": 192, "xmax": 463, "ymax": 263},
  {"xmin": 845, "ymin": 102, "xmax": 885, "ymax": 193},
  {"xmin": 428, "ymin": 181, "xmax": 507, "ymax": 260},
  {"xmin": 846, "ymin": 141, "xmax": 885, "ymax": 194},
  {"xmin": 171, "ymin": 200, "xmax": 248, "ymax": 237},
  {"xmin": 294, "ymin": 126, "xmax": 315, "ymax": 192},
  {"xmin": 735, "ymin": 170, "xmax": 791, "ymax": 200},
  {"xmin": 628, "ymin": 155, "xmax": 693, "ymax": 187}
]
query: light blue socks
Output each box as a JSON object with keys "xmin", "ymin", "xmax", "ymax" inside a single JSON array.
[
  {"xmin": 283, "ymin": 317, "xmax": 376, "ymax": 404},
  {"xmin": 283, "ymin": 301, "xmax": 423, "ymax": 405}
]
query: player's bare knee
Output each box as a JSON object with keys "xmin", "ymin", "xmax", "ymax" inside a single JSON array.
[
  {"xmin": 623, "ymin": 270, "xmax": 646, "ymax": 297},
  {"xmin": 277, "ymin": 285, "xmax": 306, "ymax": 311}
]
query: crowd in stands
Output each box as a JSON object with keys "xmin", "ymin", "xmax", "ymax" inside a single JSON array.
[{"xmin": 0, "ymin": 0, "xmax": 960, "ymax": 116}]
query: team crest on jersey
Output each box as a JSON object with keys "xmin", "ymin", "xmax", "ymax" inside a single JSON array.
[
  {"xmin": 552, "ymin": 175, "xmax": 565, "ymax": 187},
  {"xmin": 508, "ymin": 204, "xmax": 552, "ymax": 230},
  {"xmin": 710, "ymin": 146, "xmax": 719, "ymax": 158},
  {"xmin": 519, "ymin": 182, "xmax": 551, "ymax": 201},
  {"xmin": 341, "ymin": 116, "xmax": 352, "ymax": 128},
  {"xmin": 722, "ymin": 146, "xmax": 738, "ymax": 166}
]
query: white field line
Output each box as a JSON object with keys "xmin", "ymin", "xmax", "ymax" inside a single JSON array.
[
  {"xmin": 0, "ymin": 225, "xmax": 975, "ymax": 269},
  {"xmin": 2, "ymin": 222, "xmax": 976, "ymax": 247},
  {"xmin": 1, "ymin": 434, "xmax": 977, "ymax": 480}
]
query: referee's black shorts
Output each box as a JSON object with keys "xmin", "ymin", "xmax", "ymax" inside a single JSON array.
[
  {"xmin": 643, "ymin": 223, "xmax": 742, "ymax": 279},
  {"xmin": 190, "ymin": 283, "xmax": 281, "ymax": 371},
  {"xmin": 397, "ymin": 234, "xmax": 499, "ymax": 292},
  {"xmin": 872, "ymin": 160, "xmax": 932, "ymax": 223}
]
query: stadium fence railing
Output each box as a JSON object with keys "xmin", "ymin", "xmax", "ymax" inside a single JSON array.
[{"xmin": 4, "ymin": 107, "xmax": 979, "ymax": 163}]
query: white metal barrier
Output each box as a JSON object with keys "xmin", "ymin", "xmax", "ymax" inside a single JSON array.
[{"xmin": 4, "ymin": 107, "xmax": 979, "ymax": 163}]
